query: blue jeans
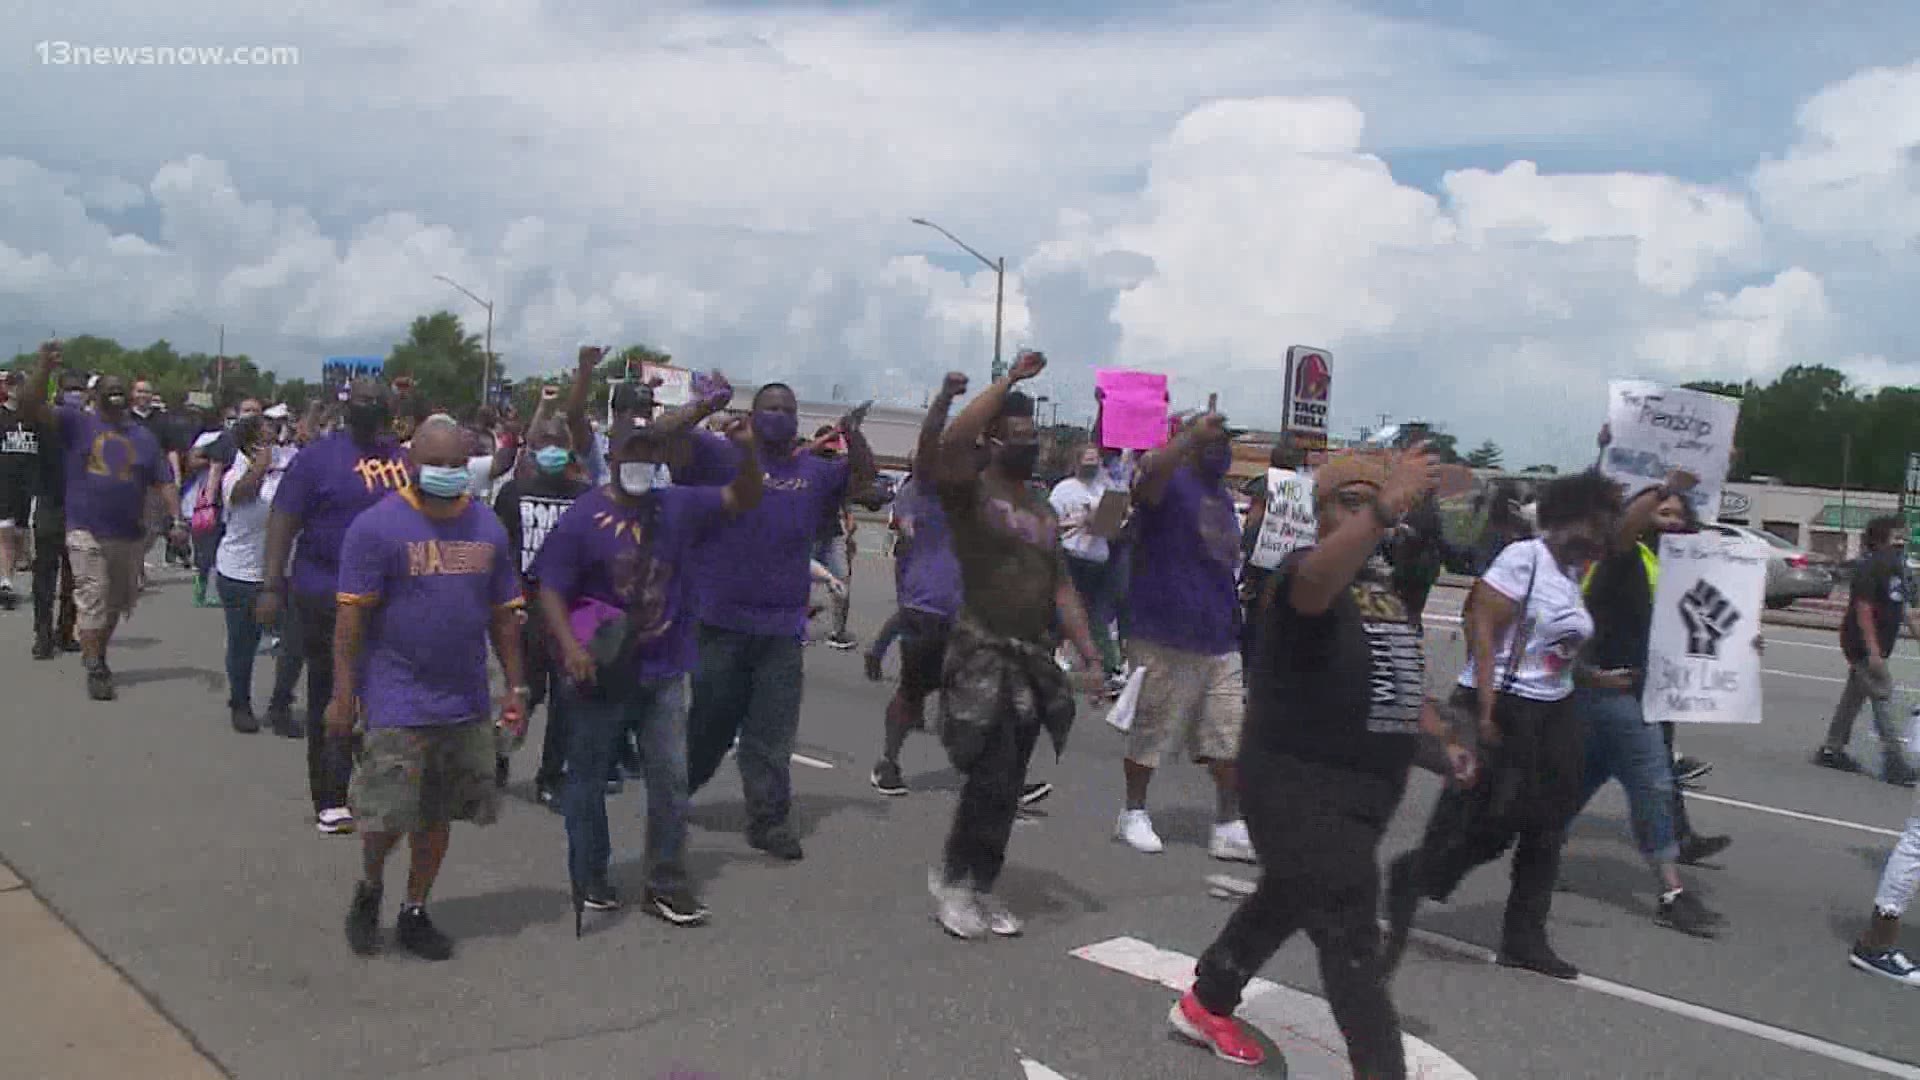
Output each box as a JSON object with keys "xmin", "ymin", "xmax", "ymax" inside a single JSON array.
[
  {"xmin": 215, "ymin": 574, "xmax": 263, "ymax": 710},
  {"xmin": 687, "ymin": 623, "xmax": 805, "ymax": 836},
  {"xmin": 561, "ymin": 673, "xmax": 691, "ymax": 893},
  {"xmin": 1572, "ymin": 687, "xmax": 1679, "ymax": 865}
]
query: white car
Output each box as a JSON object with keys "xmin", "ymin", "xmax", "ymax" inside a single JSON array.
[{"xmin": 1700, "ymin": 523, "xmax": 1834, "ymax": 609}]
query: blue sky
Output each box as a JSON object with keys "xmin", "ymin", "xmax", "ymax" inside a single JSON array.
[{"xmin": 1, "ymin": 1, "xmax": 1917, "ymax": 465}]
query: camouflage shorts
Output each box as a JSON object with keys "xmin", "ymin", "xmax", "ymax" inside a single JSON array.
[{"xmin": 349, "ymin": 721, "xmax": 501, "ymax": 833}]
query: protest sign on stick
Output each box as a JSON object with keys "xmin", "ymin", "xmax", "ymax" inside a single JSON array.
[
  {"xmin": 1643, "ymin": 532, "xmax": 1766, "ymax": 725},
  {"xmin": 1248, "ymin": 468, "xmax": 1315, "ymax": 570},
  {"xmin": 1602, "ymin": 381, "xmax": 1740, "ymax": 523},
  {"xmin": 1095, "ymin": 369, "xmax": 1170, "ymax": 450}
]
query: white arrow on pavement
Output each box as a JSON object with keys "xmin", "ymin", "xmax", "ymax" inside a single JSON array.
[
  {"xmin": 1019, "ymin": 1056, "xmax": 1074, "ymax": 1080},
  {"xmin": 1073, "ymin": 936, "xmax": 1478, "ymax": 1079}
]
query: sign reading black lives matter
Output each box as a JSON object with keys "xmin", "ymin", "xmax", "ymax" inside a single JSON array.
[
  {"xmin": 1601, "ymin": 380, "xmax": 1740, "ymax": 524},
  {"xmin": 1644, "ymin": 532, "xmax": 1766, "ymax": 725}
]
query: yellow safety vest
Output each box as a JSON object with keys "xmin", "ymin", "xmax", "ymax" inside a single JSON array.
[{"xmin": 1583, "ymin": 542, "xmax": 1659, "ymax": 599}]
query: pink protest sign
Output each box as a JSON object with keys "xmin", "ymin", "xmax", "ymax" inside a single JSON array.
[{"xmin": 1095, "ymin": 369, "xmax": 1170, "ymax": 450}]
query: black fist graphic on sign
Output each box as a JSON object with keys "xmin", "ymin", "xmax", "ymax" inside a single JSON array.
[{"xmin": 1678, "ymin": 579, "xmax": 1740, "ymax": 659}]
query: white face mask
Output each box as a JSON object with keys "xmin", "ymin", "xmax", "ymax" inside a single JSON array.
[{"xmin": 618, "ymin": 461, "xmax": 657, "ymax": 496}]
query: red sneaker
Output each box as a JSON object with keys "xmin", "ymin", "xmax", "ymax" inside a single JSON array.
[{"xmin": 1169, "ymin": 989, "xmax": 1264, "ymax": 1066}]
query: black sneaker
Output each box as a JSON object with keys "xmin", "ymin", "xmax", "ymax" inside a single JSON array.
[
  {"xmin": 1673, "ymin": 755, "xmax": 1712, "ymax": 786},
  {"xmin": 396, "ymin": 905, "xmax": 454, "ymax": 961},
  {"xmin": 345, "ymin": 880, "xmax": 383, "ymax": 956},
  {"xmin": 59, "ymin": 637, "xmax": 81, "ymax": 653},
  {"xmin": 31, "ymin": 632, "xmax": 54, "ymax": 661},
  {"xmin": 1655, "ymin": 890, "xmax": 1723, "ymax": 939},
  {"xmin": 85, "ymin": 662, "xmax": 115, "ymax": 702},
  {"xmin": 748, "ymin": 826, "xmax": 804, "ymax": 861},
  {"xmin": 1019, "ymin": 781, "xmax": 1053, "ymax": 807},
  {"xmin": 827, "ymin": 632, "xmax": 858, "ymax": 651},
  {"xmin": 1497, "ymin": 941, "xmax": 1579, "ymax": 980},
  {"xmin": 582, "ymin": 881, "xmax": 620, "ymax": 912},
  {"xmin": 535, "ymin": 781, "xmax": 561, "ymax": 811},
  {"xmin": 870, "ymin": 759, "xmax": 908, "ymax": 796},
  {"xmin": 266, "ymin": 704, "xmax": 301, "ymax": 739},
  {"xmin": 646, "ymin": 886, "xmax": 711, "ymax": 926},
  {"xmin": 230, "ymin": 705, "xmax": 260, "ymax": 734},
  {"xmin": 0, "ymin": 587, "xmax": 16, "ymax": 611},
  {"xmin": 864, "ymin": 654, "xmax": 884, "ymax": 682},
  {"xmin": 1884, "ymin": 758, "xmax": 1919, "ymax": 788},
  {"xmin": 1815, "ymin": 746, "xmax": 1863, "ymax": 773},
  {"xmin": 1678, "ymin": 834, "xmax": 1733, "ymax": 866}
]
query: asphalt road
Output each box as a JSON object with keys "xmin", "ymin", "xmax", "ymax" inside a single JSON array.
[{"xmin": 5, "ymin": 537, "xmax": 1920, "ymax": 1080}]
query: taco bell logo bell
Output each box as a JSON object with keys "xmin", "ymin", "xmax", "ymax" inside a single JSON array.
[{"xmin": 1284, "ymin": 345, "xmax": 1332, "ymax": 442}]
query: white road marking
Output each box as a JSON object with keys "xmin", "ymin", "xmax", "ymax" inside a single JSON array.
[
  {"xmin": 1689, "ymin": 792, "xmax": 1904, "ymax": 839},
  {"xmin": 1073, "ymin": 936, "xmax": 1478, "ymax": 1079},
  {"xmin": 1018, "ymin": 1056, "xmax": 1073, "ymax": 1079},
  {"xmin": 1395, "ymin": 924, "xmax": 1920, "ymax": 1080},
  {"xmin": 790, "ymin": 753, "xmax": 835, "ymax": 770}
]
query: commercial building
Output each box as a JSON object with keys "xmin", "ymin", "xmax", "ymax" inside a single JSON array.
[{"xmin": 1715, "ymin": 480, "xmax": 1900, "ymax": 560}]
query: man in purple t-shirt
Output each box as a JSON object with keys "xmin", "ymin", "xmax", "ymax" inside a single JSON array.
[
  {"xmin": 260, "ymin": 377, "xmax": 411, "ymax": 835},
  {"xmin": 683, "ymin": 383, "xmax": 881, "ymax": 862},
  {"xmin": 332, "ymin": 417, "xmax": 527, "ymax": 961},
  {"xmin": 15, "ymin": 343, "xmax": 182, "ymax": 702},
  {"xmin": 534, "ymin": 415, "xmax": 761, "ymax": 931},
  {"xmin": 1117, "ymin": 412, "xmax": 1254, "ymax": 864}
]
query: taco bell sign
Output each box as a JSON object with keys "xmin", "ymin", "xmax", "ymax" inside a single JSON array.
[{"xmin": 1283, "ymin": 346, "xmax": 1332, "ymax": 448}]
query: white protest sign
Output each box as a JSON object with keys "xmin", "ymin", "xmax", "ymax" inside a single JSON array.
[
  {"xmin": 641, "ymin": 362, "xmax": 694, "ymax": 408},
  {"xmin": 1601, "ymin": 381, "xmax": 1741, "ymax": 523},
  {"xmin": 1249, "ymin": 467, "xmax": 1315, "ymax": 570},
  {"xmin": 1643, "ymin": 532, "xmax": 1767, "ymax": 725}
]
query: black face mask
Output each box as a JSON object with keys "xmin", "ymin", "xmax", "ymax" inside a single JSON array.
[
  {"xmin": 346, "ymin": 402, "xmax": 388, "ymax": 438},
  {"xmin": 993, "ymin": 443, "xmax": 1040, "ymax": 479}
]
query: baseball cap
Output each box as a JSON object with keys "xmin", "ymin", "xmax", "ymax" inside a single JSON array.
[{"xmin": 606, "ymin": 413, "xmax": 666, "ymax": 455}]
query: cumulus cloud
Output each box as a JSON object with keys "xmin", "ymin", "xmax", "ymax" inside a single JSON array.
[{"xmin": 0, "ymin": 2, "xmax": 1916, "ymax": 466}]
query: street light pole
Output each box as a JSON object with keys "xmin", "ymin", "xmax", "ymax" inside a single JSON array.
[
  {"xmin": 910, "ymin": 217, "xmax": 1006, "ymax": 381},
  {"xmin": 434, "ymin": 273, "xmax": 495, "ymax": 403}
]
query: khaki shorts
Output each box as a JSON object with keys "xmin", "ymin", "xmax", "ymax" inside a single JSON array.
[
  {"xmin": 349, "ymin": 721, "xmax": 501, "ymax": 834},
  {"xmin": 66, "ymin": 529, "xmax": 142, "ymax": 631},
  {"xmin": 1125, "ymin": 639, "xmax": 1244, "ymax": 768}
]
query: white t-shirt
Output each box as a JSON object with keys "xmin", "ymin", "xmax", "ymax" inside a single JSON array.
[
  {"xmin": 1049, "ymin": 475, "xmax": 1111, "ymax": 563},
  {"xmin": 1457, "ymin": 538, "xmax": 1592, "ymax": 703},
  {"xmin": 215, "ymin": 454, "xmax": 286, "ymax": 584},
  {"xmin": 466, "ymin": 454, "xmax": 497, "ymax": 499}
]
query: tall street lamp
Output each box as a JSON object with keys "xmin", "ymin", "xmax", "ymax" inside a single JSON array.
[
  {"xmin": 434, "ymin": 273, "xmax": 495, "ymax": 403},
  {"xmin": 910, "ymin": 217, "xmax": 1006, "ymax": 381}
]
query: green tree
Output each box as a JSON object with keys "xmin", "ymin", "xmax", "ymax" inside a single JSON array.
[
  {"xmin": 1465, "ymin": 439, "xmax": 1504, "ymax": 469},
  {"xmin": 385, "ymin": 311, "xmax": 487, "ymax": 412},
  {"xmin": 1424, "ymin": 431, "xmax": 1460, "ymax": 464}
]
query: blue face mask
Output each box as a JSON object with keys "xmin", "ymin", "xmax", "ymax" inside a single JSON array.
[
  {"xmin": 534, "ymin": 446, "xmax": 572, "ymax": 474},
  {"xmin": 416, "ymin": 464, "xmax": 469, "ymax": 499}
]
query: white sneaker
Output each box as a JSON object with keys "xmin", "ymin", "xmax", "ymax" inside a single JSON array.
[
  {"xmin": 1115, "ymin": 809, "xmax": 1164, "ymax": 854},
  {"xmin": 1209, "ymin": 820, "xmax": 1256, "ymax": 863},
  {"xmin": 928, "ymin": 869, "xmax": 986, "ymax": 939},
  {"xmin": 316, "ymin": 807, "xmax": 355, "ymax": 835},
  {"xmin": 975, "ymin": 891, "xmax": 1023, "ymax": 937}
]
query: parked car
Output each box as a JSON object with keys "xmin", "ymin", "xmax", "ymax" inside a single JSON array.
[{"xmin": 1701, "ymin": 523, "xmax": 1834, "ymax": 609}]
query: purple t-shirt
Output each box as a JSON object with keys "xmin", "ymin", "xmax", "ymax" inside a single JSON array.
[
  {"xmin": 531, "ymin": 484, "xmax": 729, "ymax": 681},
  {"xmin": 274, "ymin": 431, "xmax": 410, "ymax": 597},
  {"xmin": 336, "ymin": 490, "xmax": 521, "ymax": 728},
  {"xmin": 59, "ymin": 407, "xmax": 174, "ymax": 540},
  {"xmin": 685, "ymin": 432, "xmax": 850, "ymax": 637},
  {"xmin": 1128, "ymin": 464, "xmax": 1242, "ymax": 656},
  {"xmin": 894, "ymin": 479, "xmax": 961, "ymax": 619}
]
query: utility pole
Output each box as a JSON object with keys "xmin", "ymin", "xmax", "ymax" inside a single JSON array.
[
  {"xmin": 911, "ymin": 218, "xmax": 1007, "ymax": 382},
  {"xmin": 434, "ymin": 274, "xmax": 495, "ymax": 404}
]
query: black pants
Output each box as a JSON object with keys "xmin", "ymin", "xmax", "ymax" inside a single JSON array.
[
  {"xmin": 941, "ymin": 714, "xmax": 1041, "ymax": 891},
  {"xmin": 31, "ymin": 510, "xmax": 75, "ymax": 643},
  {"xmin": 1195, "ymin": 751, "xmax": 1406, "ymax": 1080},
  {"xmin": 525, "ymin": 615, "xmax": 569, "ymax": 787},
  {"xmin": 294, "ymin": 592, "xmax": 356, "ymax": 813},
  {"xmin": 1402, "ymin": 693, "xmax": 1583, "ymax": 948}
]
